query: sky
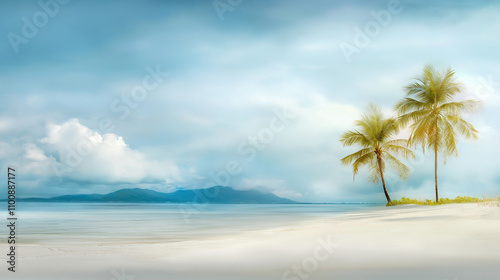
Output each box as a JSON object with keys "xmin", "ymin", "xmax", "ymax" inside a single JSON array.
[{"xmin": 1, "ymin": 0, "xmax": 499, "ymax": 202}]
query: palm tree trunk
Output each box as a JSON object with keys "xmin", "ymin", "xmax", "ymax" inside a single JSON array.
[
  {"xmin": 434, "ymin": 145, "xmax": 439, "ymax": 203},
  {"xmin": 376, "ymin": 153, "xmax": 391, "ymax": 203}
]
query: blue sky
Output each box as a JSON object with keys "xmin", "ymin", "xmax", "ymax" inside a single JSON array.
[{"xmin": 1, "ymin": 0, "xmax": 499, "ymax": 202}]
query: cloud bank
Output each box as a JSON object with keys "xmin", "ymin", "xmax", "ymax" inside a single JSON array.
[{"xmin": 1, "ymin": 0, "xmax": 499, "ymax": 201}]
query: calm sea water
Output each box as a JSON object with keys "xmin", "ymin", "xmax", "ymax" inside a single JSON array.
[{"xmin": 5, "ymin": 202, "xmax": 381, "ymax": 245}]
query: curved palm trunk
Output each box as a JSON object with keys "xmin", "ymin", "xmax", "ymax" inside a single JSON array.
[
  {"xmin": 376, "ymin": 153, "xmax": 391, "ymax": 203},
  {"xmin": 433, "ymin": 118, "xmax": 440, "ymax": 204},
  {"xmin": 434, "ymin": 145, "xmax": 439, "ymax": 203}
]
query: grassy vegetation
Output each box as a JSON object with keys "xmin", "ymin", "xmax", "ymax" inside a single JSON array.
[{"xmin": 386, "ymin": 196, "xmax": 500, "ymax": 206}]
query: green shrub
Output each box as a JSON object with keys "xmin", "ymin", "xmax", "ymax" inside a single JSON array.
[{"xmin": 386, "ymin": 196, "xmax": 492, "ymax": 206}]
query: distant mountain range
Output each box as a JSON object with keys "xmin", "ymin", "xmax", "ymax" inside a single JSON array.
[{"xmin": 19, "ymin": 186, "xmax": 298, "ymax": 204}]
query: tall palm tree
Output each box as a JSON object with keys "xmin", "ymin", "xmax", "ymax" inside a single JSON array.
[
  {"xmin": 340, "ymin": 104, "xmax": 415, "ymax": 202},
  {"xmin": 395, "ymin": 65, "xmax": 479, "ymax": 203}
]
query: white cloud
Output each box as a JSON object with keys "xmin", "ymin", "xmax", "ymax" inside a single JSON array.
[
  {"xmin": 31, "ymin": 118, "xmax": 181, "ymax": 184},
  {"xmin": 23, "ymin": 143, "xmax": 55, "ymax": 176},
  {"xmin": 24, "ymin": 143, "xmax": 49, "ymax": 161}
]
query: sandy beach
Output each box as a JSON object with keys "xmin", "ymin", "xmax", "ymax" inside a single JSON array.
[{"xmin": 4, "ymin": 203, "xmax": 500, "ymax": 280}]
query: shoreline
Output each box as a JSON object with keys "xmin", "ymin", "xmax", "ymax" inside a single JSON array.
[{"xmin": 3, "ymin": 203, "xmax": 500, "ymax": 280}]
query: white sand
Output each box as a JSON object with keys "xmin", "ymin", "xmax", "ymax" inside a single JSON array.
[{"xmin": 3, "ymin": 203, "xmax": 500, "ymax": 280}]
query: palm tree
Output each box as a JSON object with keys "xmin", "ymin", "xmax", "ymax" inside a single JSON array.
[
  {"xmin": 395, "ymin": 65, "xmax": 479, "ymax": 203},
  {"xmin": 340, "ymin": 104, "xmax": 415, "ymax": 203}
]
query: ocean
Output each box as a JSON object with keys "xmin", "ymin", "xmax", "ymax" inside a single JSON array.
[{"xmin": 8, "ymin": 202, "xmax": 381, "ymax": 245}]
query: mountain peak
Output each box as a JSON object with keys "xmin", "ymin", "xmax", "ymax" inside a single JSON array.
[{"xmin": 41, "ymin": 186, "xmax": 298, "ymax": 204}]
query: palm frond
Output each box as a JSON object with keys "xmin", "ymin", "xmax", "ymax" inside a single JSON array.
[
  {"xmin": 396, "ymin": 108, "xmax": 432, "ymax": 128},
  {"xmin": 340, "ymin": 130, "xmax": 371, "ymax": 147},
  {"xmin": 440, "ymin": 118, "xmax": 458, "ymax": 158},
  {"xmin": 378, "ymin": 118, "xmax": 398, "ymax": 143},
  {"xmin": 351, "ymin": 152, "xmax": 377, "ymax": 181},
  {"xmin": 446, "ymin": 115, "xmax": 479, "ymax": 141},
  {"xmin": 437, "ymin": 68, "xmax": 463, "ymax": 104},
  {"xmin": 407, "ymin": 114, "xmax": 434, "ymax": 150},
  {"xmin": 367, "ymin": 157, "xmax": 383, "ymax": 183},
  {"xmin": 382, "ymin": 152, "xmax": 411, "ymax": 180},
  {"xmin": 394, "ymin": 97, "xmax": 428, "ymax": 115},
  {"xmin": 382, "ymin": 141, "xmax": 416, "ymax": 160},
  {"xmin": 438, "ymin": 100, "xmax": 479, "ymax": 115},
  {"xmin": 340, "ymin": 148, "xmax": 373, "ymax": 166}
]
